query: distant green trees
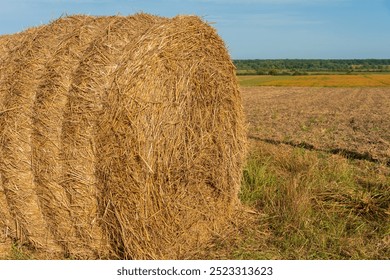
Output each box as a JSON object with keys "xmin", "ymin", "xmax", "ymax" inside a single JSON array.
[{"xmin": 233, "ymin": 59, "xmax": 390, "ymax": 75}]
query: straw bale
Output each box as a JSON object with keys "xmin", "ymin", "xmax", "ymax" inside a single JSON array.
[
  {"xmin": 32, "ymin": 15, "xmax": 116, "ymax": 258},
  {"xmin": 1, "ymin": 34, "xmax": 17, "ymax": 244},
  {"xmin": 0, "ymin": 15, "xmax": 92, "ymax": 252},
  {"xmin": 0, "ymin": 24, "xmax": 45, "ymax": 247},
  {"xmin": 0, "ymin": 28, "xmax": 44, "ymax": 245},
  {"xmin": 0, "ymin": 14, "xmax": 246, "ymax": 259},
  {"xmin": 95, "ymin": 14, "xmax": 246, "ymax": 259}
]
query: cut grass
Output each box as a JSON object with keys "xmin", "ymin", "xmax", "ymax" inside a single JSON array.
[
  {"xmin": 200, "ymin": 141, "xmax": 389, "ymax": 260},
  {"xmin": 238, "ymin": 74, "xmax": 390, "ymax": 87}
]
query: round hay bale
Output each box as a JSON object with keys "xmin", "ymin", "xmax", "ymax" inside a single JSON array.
[
  {"xmin": 0, "ymin": 33, "xmax": 23, "ymax": 246},
  {"xmin": 32, "ymin": 15, "xmax": 116, "ymax": 258},
  {"xmin": 0, "ymin": 14, "xmax": 246, "ymax": 259},
  {"xmin": 0, "ymin": 16, "xmax": 94, "ymax": 253}
]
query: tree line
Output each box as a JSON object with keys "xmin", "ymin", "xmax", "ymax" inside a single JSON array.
[{"xmin": 233, "ymin": 59, "xmax": 390, "ymax": 75}]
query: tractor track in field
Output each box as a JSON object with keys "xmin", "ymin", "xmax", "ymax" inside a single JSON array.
[{"xmin": 248, "ymin": 135, "xmax": 390, "ymax": 166}]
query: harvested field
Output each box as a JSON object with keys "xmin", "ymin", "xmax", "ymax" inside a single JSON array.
[
  {"xmin": 194, "ymin": 85, "xmax": 390, "ymax": 259},
  {"xmin": 197, "ymin": 139, "xmax": 390, "ymax": 260},
  {"xmin": 0, "ymin": 14, "xmax": 246, "ymax": 259},
  {"xmin": 242, "ymin": 86, "xmax": 390, "ymax": 164}
]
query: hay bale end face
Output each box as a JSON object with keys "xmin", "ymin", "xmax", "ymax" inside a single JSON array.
[{"xmin": 0, "ymin": 14, "xmax": 246, "ymax": 259}]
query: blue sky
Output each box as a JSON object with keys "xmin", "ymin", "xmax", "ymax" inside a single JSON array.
[{"xmin": 0, "ymin": 0, "xmax": 389, "ymax": 59}]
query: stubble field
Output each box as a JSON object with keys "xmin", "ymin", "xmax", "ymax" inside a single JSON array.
[
  {"xmin": 242, "ymin": 86, "xmax": 390, "ymax": 164},
  {"xmin": 197, "ymin": 84, "xmax": 390, "ymax": 260}
]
